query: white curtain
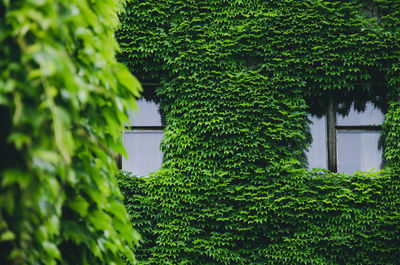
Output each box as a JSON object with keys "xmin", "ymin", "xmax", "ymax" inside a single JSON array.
[
  {"xmin": 336, "ymin": 102, "xmax": 384, "ymax": 126},
  {"xmin": 306, "ymin": 115, "xmax": 327, "ymax": 169},
  {"xmin": 337, "ymin": 131, "xmax": 381, "ymax": 174},
  {"xmin": 122, "ymin": 131, "xmax": 164, "ymax": 176},
  {"xmin": 128, "ymin": 99, "xmax": 162, "ymax": 126}
]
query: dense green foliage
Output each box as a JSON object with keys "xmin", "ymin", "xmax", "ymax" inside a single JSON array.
[
  {"xmin": 117, "ymin": 0, "xmax": 400, "ymax": 264},
  {"xmin": 0, "ymin": 1, "xmax": 141, "ymax": 264}
]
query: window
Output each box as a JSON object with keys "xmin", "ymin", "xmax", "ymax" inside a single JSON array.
[
  {"xmin": 307, "ymin": 97, "xmax": 385, "ymax": 174},
  {"xmin": 121, "ymin": 99, "xmax": 164, "ymax": 176}
]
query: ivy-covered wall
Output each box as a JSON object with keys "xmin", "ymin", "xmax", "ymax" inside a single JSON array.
[{"xmin": 117, "ymin": 0, "xmax": 400, "ymax": 264}]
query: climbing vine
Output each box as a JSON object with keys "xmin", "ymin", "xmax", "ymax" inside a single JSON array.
[
  {"xmin": 0, "ymin": 0, "xmax": 140, "ymax": 264},
  {"xmin": 117, "ymin": 0, "xmax": 400, "ymax": 264}
]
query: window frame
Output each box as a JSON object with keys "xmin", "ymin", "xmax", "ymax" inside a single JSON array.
[
  {"xmin": 117, "ymin": 81, "xmax": 164, "ymax": 172},
  {"xmin": 326, "ymin": 94, "xmax": 383, "ymax": 172}
]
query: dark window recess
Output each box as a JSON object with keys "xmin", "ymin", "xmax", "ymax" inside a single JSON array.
[{"xmin": 307, "ymin": 95, "xmax": 385, "ymax": 174}]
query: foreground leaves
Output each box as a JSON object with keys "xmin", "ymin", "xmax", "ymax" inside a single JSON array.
[{"xmin": 0, "ymin": 0, "xmax": 141, "ymax": 264}]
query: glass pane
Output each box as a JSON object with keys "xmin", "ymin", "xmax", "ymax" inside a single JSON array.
[
  {"xmin": 337, "ymin": 130, "xmax": 382, "ymax": 174},
  {"xmin": 122, "ymin": 130, "xmax": 163, "ymax": 176},
  {"xmin": 306, "ymin": 115, "xmax": 327, "ymax": 169},
  {"xmin": 128, "ymin": 99, "xmax": 162, "ymax": 126},
  {"xmin": 336, "ymin": 102, "xmax": 384, "ymax": 126}
]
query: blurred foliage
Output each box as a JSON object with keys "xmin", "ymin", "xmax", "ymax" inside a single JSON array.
[
  {"xmin": 0, "ymin": 0, "xmax": 141, "ymax": 264},
  {"xmin": 117, "ymin": 0, "xmax": 400, "ymax": 264}
]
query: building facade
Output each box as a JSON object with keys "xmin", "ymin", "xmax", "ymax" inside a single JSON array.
[{"xmin": 117, "ymin": 1, "xmax": 400, "ymax": 263}]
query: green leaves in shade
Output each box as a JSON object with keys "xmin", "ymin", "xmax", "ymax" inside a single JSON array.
[
  {"xmin": 117, "ymin": 0, "xmax": 400, "ymax": 264},
  {"xmin": 0, "ymin": 0, "xmax": 141, "ymax": 264}
]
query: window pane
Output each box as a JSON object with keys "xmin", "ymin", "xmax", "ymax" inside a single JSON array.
[
  {"xmin": 337, "ymin": 130, "xmax": 382, "ymax": 174},
  {"xmin": 122, "ymin": 130, "xmax": 163, "ymax": 176},
  {"xmin": 306, "ymin": 115, "xmax": 327, "ymax": 169},
  {"xmin": 336, "ymin": 102, "xmax": 384, "ymax": 126},
  {"xmin": 128, "ymin": 99, "xmax": 162, "ymax": 126}
]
